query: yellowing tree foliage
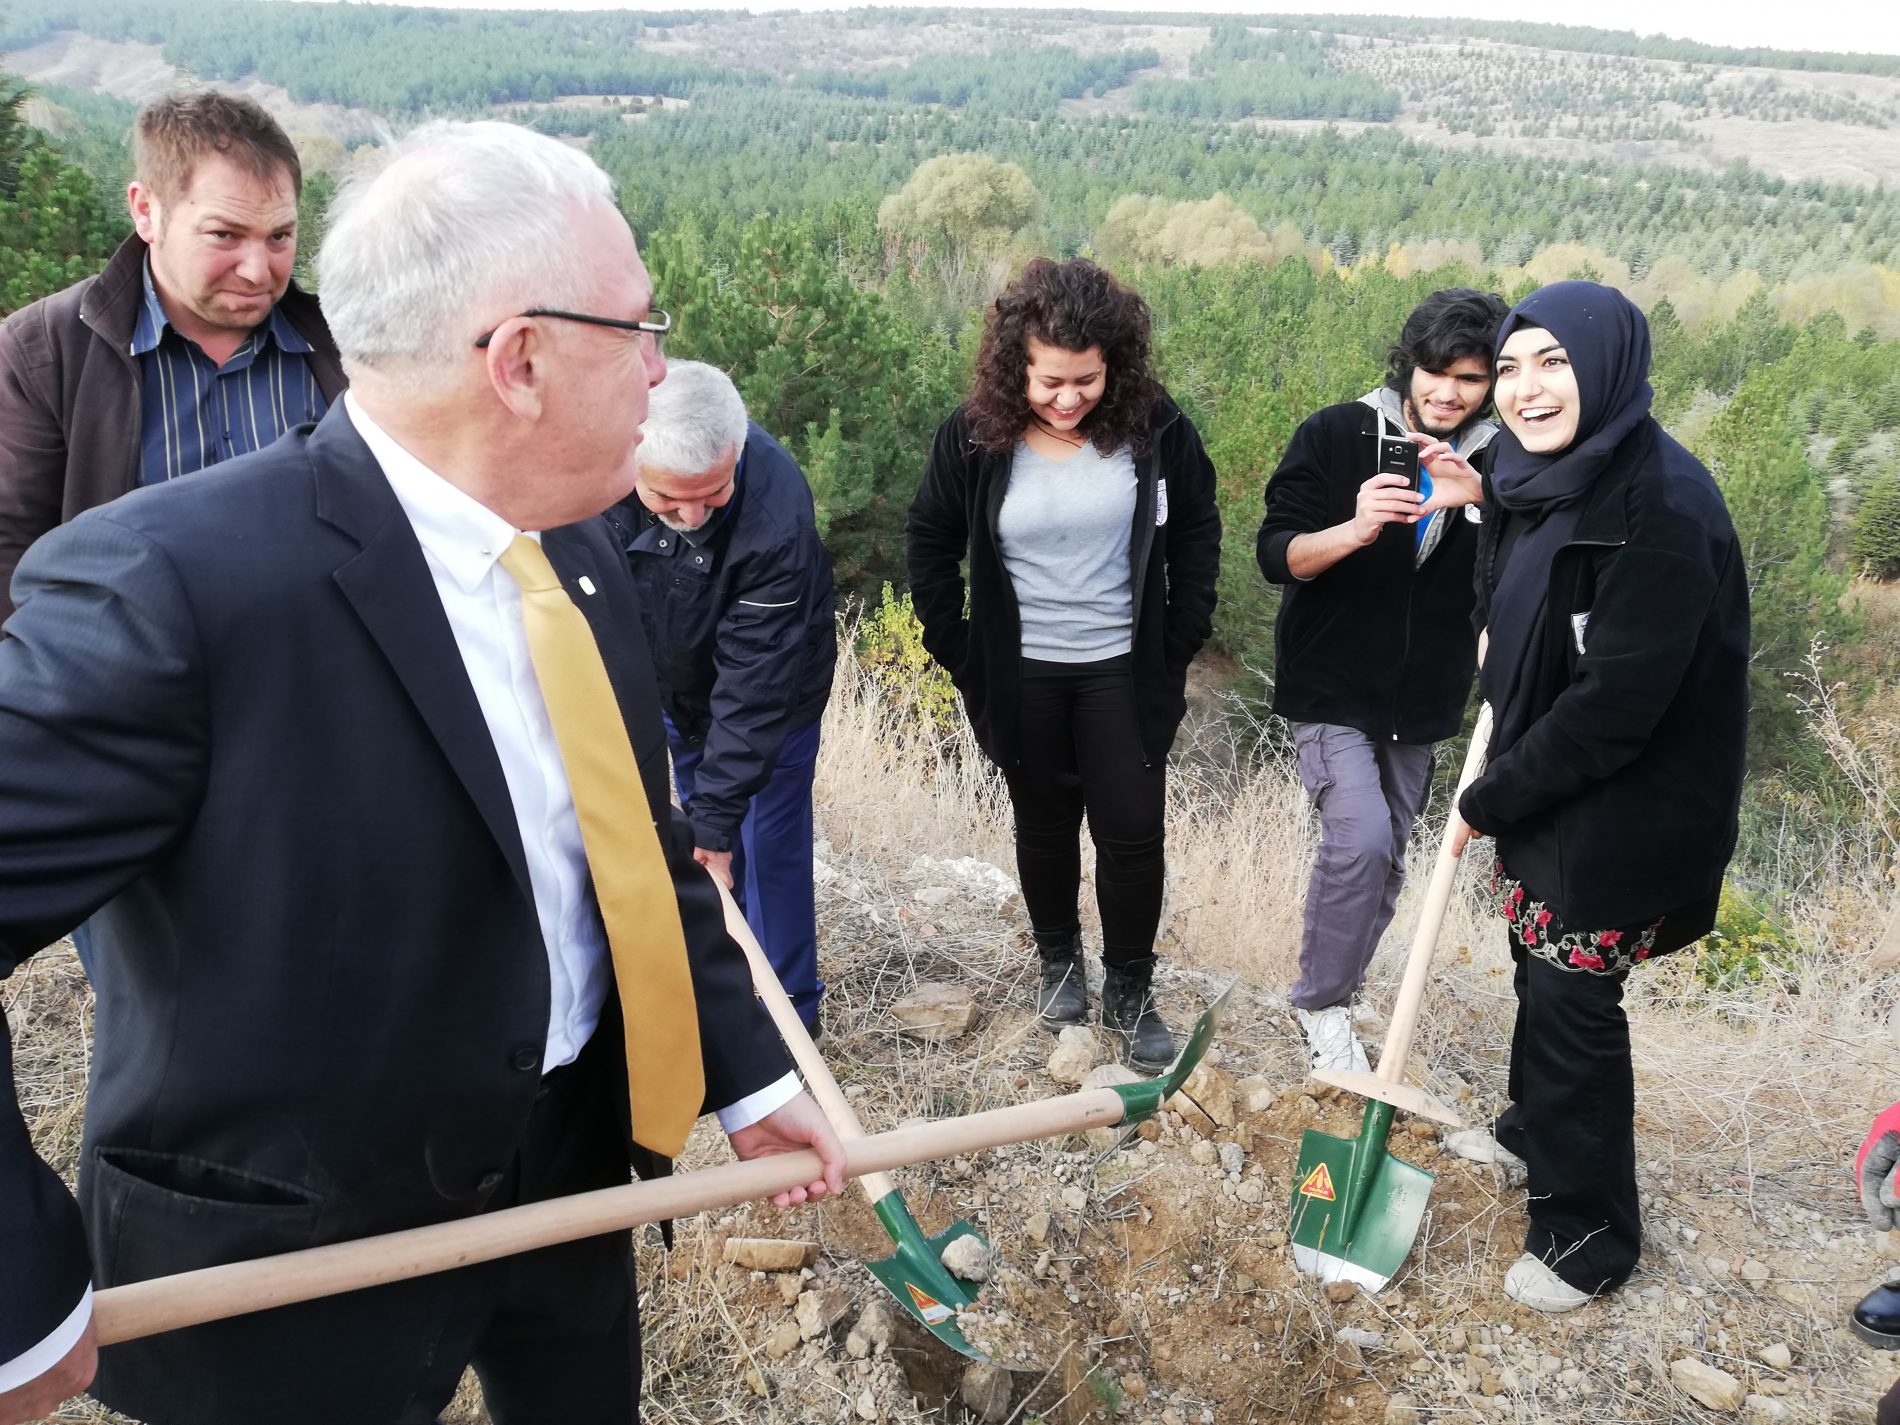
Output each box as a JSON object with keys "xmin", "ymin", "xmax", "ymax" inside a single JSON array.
[
  {"xmin": 1097, "ymin": 193, "xmax": 1309, "ymax": 269},
  {"xmin": 876, "ymin": 153, "xmax": 1040, "ymax": 255}
]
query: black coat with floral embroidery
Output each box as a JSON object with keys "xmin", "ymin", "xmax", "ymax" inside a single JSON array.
[{"xmin": 1459, "ymin": 420, "xmax": 1749, "ymax": 933}]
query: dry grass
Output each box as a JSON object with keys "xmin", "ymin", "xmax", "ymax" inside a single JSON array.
[{"xmin": 9, "ymin": 632, "xmax": 1898, "ymax": 1422}]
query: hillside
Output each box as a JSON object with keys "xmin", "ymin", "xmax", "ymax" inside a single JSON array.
[{"xmin": 7, "ymin": 7, "xmax": 1900, "ymax": 187}]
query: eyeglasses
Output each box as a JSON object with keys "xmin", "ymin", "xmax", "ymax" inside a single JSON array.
[{"xmin": 473, "ymin": 308, "xmax": 671, "ymax": 352}]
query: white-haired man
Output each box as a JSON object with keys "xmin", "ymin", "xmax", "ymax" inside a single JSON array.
[
  {"xmin": 0, "ymin": 122, "xmax": 843, "ymax": 1425},
  {"xmin": 606, "ymin": 361, "xmax": 836, "ymax": 1034}
]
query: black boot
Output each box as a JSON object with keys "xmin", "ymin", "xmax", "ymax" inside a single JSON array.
[
  {"xmin": 1033, "ymin": 930, "xmax": 1087, "ymax": 1027},
  {"xmin": 1854, "ymin": 1282, "xmax": 1900, "ymax": 1349},
  {"xmin": 1101, "ymin": 958, "xmax": 1173, "ymax": 1070}
]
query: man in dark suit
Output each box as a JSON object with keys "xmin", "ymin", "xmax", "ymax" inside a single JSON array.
[{"xmin": 0, "ymin": 119, "xmax": 843, "ymax": 1425}]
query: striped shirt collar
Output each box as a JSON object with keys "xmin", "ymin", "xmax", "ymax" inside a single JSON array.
[{"xmin": 130, "ymin": 255, "xmax": 313, "ymax": 361}]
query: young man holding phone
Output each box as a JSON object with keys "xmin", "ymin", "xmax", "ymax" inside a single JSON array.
[{"xmin": 1256, "ymin": 287, "xmax": 1508, "ymax": 1072}]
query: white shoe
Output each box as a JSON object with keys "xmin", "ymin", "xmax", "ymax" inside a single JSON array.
[
  {"xmin": 1503, "ymin": 1253, "xmax": 1592, "ymax": 1313},
  {"xmin": 1444, "ymin": 1129, "xmax": 1528, "ymax": 1172},
  {"xmin": 1295, "ymin": 1005, "xmax": 1370, "ymax": 1074}
]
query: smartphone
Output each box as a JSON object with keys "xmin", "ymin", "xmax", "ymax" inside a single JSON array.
[{"xmin": 1378, "ymin": 432, "xmax": 1422, "ymax": 491}]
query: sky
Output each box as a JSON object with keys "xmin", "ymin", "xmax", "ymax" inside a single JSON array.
[{"xmin": 373, "ymin": 0, "xmax": 1900, "ymax": 57}]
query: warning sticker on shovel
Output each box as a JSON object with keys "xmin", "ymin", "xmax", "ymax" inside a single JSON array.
[
  {"xmin": 905, "ymin": 1283, "xmax": 955, "ymax": 1324},
  {"xmin": 1298, "ymin": 1162, "xmax": 1338, "ymax": 1202}
]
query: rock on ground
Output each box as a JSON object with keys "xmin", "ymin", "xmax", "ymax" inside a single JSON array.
[
  {"xmin": 722, "ymin": 1237, "xmax": 819, "ymax": 1272},
  {"xmin": 961, "ymin": 1362, "xmax": 1014, "ymax": 1422},
  {"xmin": 855, "ymin": 1299, "xmax": 896, "ymax": 1349},
  {"xmin": 907, "ymin": 855, "xmax": 1018, "ymax": 909},
  {"xmin": 890, "ymin": 982, "xmax": 979, "ymax": 1040},
  {"xmin": 1047, "ymin": 1025, "xmax": 1103, "ymax": 1084},
  {"xmin": 1671, "ymin": 1357, "xmax": 1746, "ymax": 1412},
  {"xmin": 941, "ymin": 1232, "xmax": 994, "ymax": 1283},
  {"xmin": 796, "ymin": 1283, "xmax": 854, "ymax": 1342},
  {"xmin": 1081, "ymin": 1062, "xmax": 1142, "ymax": 1091}
]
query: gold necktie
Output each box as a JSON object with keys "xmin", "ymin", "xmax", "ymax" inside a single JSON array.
[{"xmin": 500, "ymin": 534, "xmax": 704, "ymax": 1157}]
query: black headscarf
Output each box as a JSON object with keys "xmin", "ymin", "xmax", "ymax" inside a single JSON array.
[{"xmin": 1480, "ymin": 281, "xmax": 1655, "ymax": 758}]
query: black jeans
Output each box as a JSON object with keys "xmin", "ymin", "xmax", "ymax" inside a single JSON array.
[
  {"xmin": 1004, "ymin": 663, "xmax": 1167, "ymax": 968},
  {"xmin": 397, "ymin": 1030, "xmax": 641, "ymax": 1424},
  {"xmin": 1496, "ymin": 940, "xmax": 1641, "ymax": 1295}
]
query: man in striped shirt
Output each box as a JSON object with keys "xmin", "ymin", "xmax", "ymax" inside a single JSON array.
[{"xmin": 0, "ymin": 89, "xmax": 345, "ymax": 618}]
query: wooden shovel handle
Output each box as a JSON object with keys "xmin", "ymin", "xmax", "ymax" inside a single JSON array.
[
  {"xmin": 1374, "ymin": 702, "xmax": 1493, "ymax": 1085},
  {"xmin": 708, "ymin": 876, "xmax": 901, "ymax": 1205},
  {"xmin": 92, "ymin": 1086, "xmax": 1129, "ymax": 1347}
]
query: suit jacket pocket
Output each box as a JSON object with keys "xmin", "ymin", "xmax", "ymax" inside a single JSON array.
[{"xmin": 89, "ymin": 1147, "xmax": 326, "ymax": 1288}]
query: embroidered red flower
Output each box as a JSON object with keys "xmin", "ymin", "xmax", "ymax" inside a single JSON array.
[
  {"xmin": 1504, "ymin": 903, "xmax": 1518, "ymax": 923},
  {"xmin": 1569, "ymin": 949, "xmax": 1606, "ymax": 970},
  {"xmin": 1599, "ymin": 929, "xmax": 1623, "ymax": 947},
  {"xmin": 1633, "ymin": 946, "xmax": 1650, "ymax": 962},
  {"xmin": 1511, "ymin": 887, "xmax": 1525, "ymax": 905},
  {"xmin": 1523, "ymin": 929, "xmax": 1538, "ymax": 945},
  {"xmin": 1535, "ymin": 909, "xmax": 1553, "ymax": 927}
]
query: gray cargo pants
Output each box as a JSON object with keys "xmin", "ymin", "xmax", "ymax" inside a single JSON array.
[{"xmin": 1289, "ymin": 722, "xmax": 1436, "ymax": 1011}]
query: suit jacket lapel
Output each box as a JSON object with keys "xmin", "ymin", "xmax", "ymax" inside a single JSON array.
[{"xmin": 309, "ymin": 409, "xmax": 535, "ymax": 901}]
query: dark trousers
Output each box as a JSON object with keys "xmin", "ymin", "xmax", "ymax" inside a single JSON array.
[
  {"xmin": 397, "ymin": 1031, "xmax": 640, "ymax": 1425},
  {"xmin": 1880, "ymin": 1376, "xmax": 1900, "ymax": 1425},
  {"xmin": 1497, "ymin": 941, "xmax": 1642, "ymax": 1295},
  {"xmin": 668, "ymin": 716, "xmax": 824, "ymax": 1028},
  {"xmin": 1005, "ymin": 667, "xmax": 1167, "ymax": 968}
]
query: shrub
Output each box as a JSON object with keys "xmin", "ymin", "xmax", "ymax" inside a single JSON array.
[
  {"xmin": 1689, "ymin": 883, "xmax": 1802, "ymax": 991},
  {"xmin": 1851, "ymin": 468, "xmax": 1900, "ymax": 580},
  {"xmin": 852, "ymin": 585, "xmax": 961, "ymax": 740}
]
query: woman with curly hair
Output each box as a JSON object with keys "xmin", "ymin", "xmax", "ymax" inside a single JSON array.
[{"xmin": 905, "ymin": 257, "xmax": 1222, "ymax": 1067}]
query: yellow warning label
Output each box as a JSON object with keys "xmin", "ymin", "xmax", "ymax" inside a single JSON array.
[
  {"xmin": 1298, "ymin": 1162, "xmax": 1338, "ymax": 1202},
  {"xmin": 906, "ymin": 1283, "xmax": 954, "ymax": 1324}
]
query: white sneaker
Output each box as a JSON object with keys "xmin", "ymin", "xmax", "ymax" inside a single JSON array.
[
  {"xmin": 1295, "ymin": 1005, "xmax": 1370, "ymax": 1074},
  {"xmin": 1444, "ymin": 1130, "xmax": 1528, "ymax": 1172},
  {"xmin": 1503, "ymin": 1253, "xmax": 1592, "ymax": 1313}
]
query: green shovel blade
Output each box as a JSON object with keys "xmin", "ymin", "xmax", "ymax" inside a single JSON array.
[
  {"xmin": 865, "ymin": 1195, "xmax": 991, "ymax": 1360},
  {"xmin": 1288, "ymin": 1124, "xmax": 1434, "ymax": 1293}
]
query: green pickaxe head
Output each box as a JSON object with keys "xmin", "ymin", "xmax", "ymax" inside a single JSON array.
[
  {"xmin": 862, "ymin": 981, "xmax": 1235, "ymax": 1364},
  {"xmin": 1106, "ymin": 980, "xmax": 1236, "ymax": 1126}
]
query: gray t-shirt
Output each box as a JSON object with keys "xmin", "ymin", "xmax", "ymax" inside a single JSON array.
[{"xmin": 996, "ymin": 438, "xmax": 1137, "ymax": 662}]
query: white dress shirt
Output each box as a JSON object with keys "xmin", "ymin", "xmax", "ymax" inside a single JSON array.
[
  {"xmin": 348, "ymin": 395, "xmax": 795, "ymax": 1127},
  {"xmin": 0, "ymin": 400, "xmax": 799, "ymax": 1393}
]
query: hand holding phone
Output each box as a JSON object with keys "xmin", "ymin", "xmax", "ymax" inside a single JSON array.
[{"xmin": 1378, "ymin": 432, "xmax": 1422, "ymax": 491}]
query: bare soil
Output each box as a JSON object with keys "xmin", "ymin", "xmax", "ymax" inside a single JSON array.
[{"xmin": 15, "ymin": 841, "xmax": 1894, "ymax": 1423}]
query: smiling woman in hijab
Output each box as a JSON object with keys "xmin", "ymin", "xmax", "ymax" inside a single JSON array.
[{"xmin": 1450, "ymin": 280, "xmax": 1751, "ymax": 1312}]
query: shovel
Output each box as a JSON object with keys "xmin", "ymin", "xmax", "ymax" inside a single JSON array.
[
  {"xmin": 1290, "ymin": 703, "xmax": 1492, "ymax": 1294},
  {"xmin": 91, "ymin": 988, "xmax": 1230, "ymax": 1348},
  {"xmin": 713, "ymin": 876, "xmax": 1229, "ymax": 1360},
  {"xmin": 710, "ymin": 876, "xmax": 991, "ymax": 1359}
]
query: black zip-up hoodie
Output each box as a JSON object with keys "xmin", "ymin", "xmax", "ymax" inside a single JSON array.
[
  {"xmin": 1256, "ymin": 399, "xmax": 1492, "ymax": 744},
  {"xmin": 905, "ymin": 395, "xmax": 1222, "ymax": 770}
]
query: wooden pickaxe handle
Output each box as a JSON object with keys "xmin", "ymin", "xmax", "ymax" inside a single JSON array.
[
  {"xmin": 91, "ymin": 1084, "xmax": 1129, "ymax": 1346},
  {"xmin": 708, "ymin": 875, "xmax": 903, "ymax": 1205}
]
